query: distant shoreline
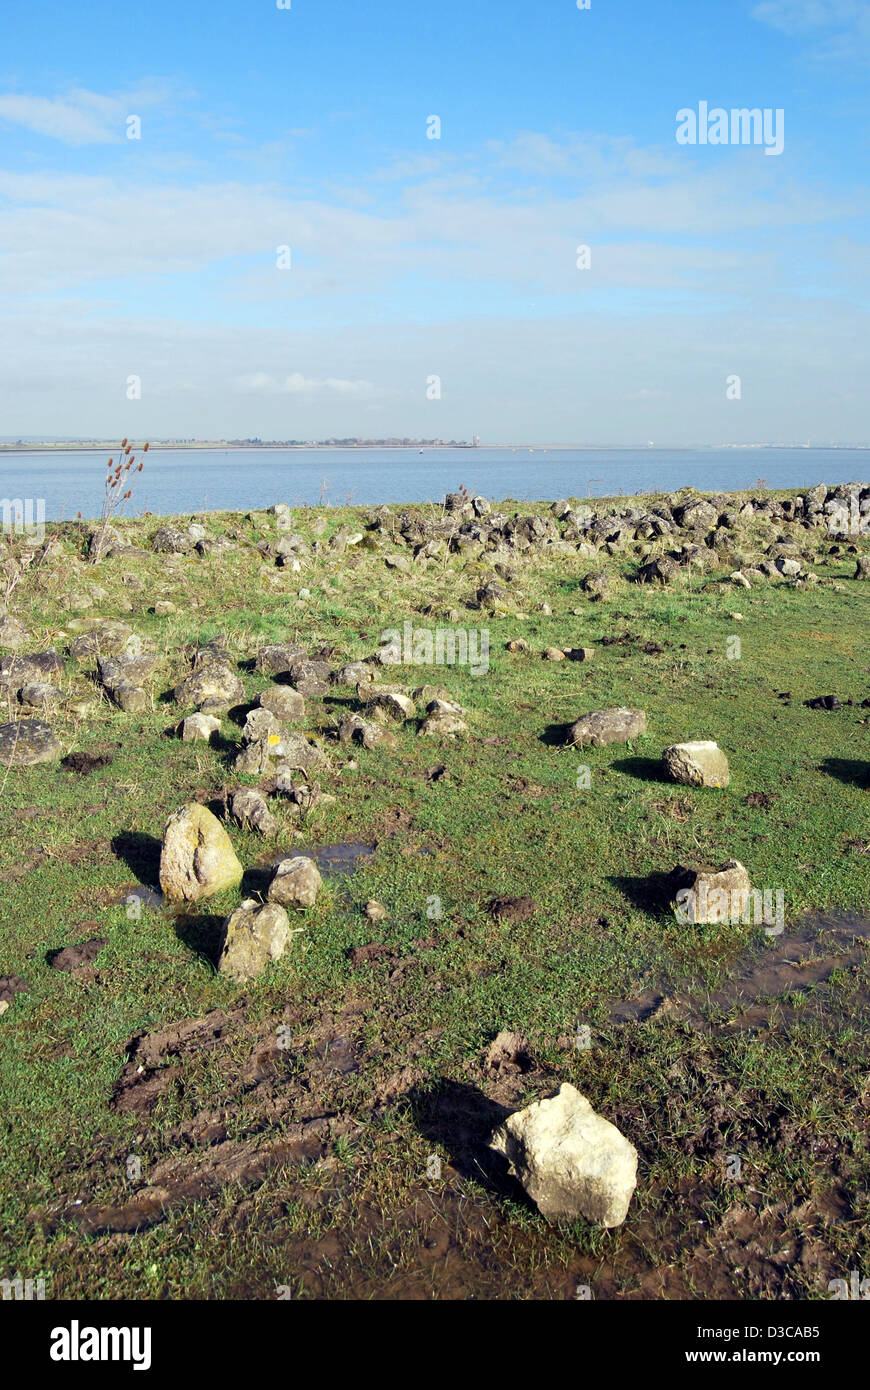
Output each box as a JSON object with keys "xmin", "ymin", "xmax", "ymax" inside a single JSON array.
[{"xmin": 2, "ymin": 442, "xmax": 869, "ymax": 454}]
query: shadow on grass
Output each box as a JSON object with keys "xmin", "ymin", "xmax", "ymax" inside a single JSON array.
[
  {"xmin": 411, "ymin": 1078, "xmax": 527, "ymax": 1202},
  {"xmin": 540, "ymin": 722, "xmax": 574, "ymax": 747},
  {"xmin": 610, "ymin": 871, "xmax": 677, "ymax": 916},
  {"xmin": 111, "ymin": 831, "xmax": 161, "ymax": 884},
  {"xmin": 821, "ymin": 757, "xmax": 870, "ymax": 789},
  {"xmin": 174, "ymin": 913, "xmax": 225, "ymax": 969},
  {"xmin": 611, "ymin": 756, "xmax": 670, "ymax": 783}
]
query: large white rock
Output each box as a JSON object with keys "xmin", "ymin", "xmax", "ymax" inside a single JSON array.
[
  {"xmin": 489, "ymin": 1082, "xmax": 638, "ymax": 1227},
  {"xmin": 662, "ymin": 739, "xmax": 730, "ymax": 788}
]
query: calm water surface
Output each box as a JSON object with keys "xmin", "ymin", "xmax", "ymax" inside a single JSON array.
[{"xmin": 0, "ymin": 446, "xmax": 866, "ymax": 521}]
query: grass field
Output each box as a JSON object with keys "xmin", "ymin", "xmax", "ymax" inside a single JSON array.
[{"xmin": 1, "ymin": 491, "xmax": 868, "ymax": 1300}]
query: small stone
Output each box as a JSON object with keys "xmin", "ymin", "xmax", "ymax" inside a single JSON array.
[
  {"xmin": 257, "ymin": 686, "xmax": 306, "ymax": 722},
  {"xmin": 671, "ymin": 860, "xmax": 752, "ymax": 924},
  {"xmin": 506, "ymin": 638, "xmax": 529, "ymax": 653},
  {"xmin": 153, "ymin": 600, "xmax": 176, "ymax": 616},
  {"xmin": 544, "ymin": 646, "xmax": 565, "ymax": 661},
  {"xmin": 159, "ymin": 803, "xmax": 243, "ymax": 903},
  {"xmin": 489, "ymin": 1083, "xmax": 638, "ymax": 1227},
  {"xmin": 568, "ymin": 708, "xmax": 646, "ymax": 748},
  {"xmin": 219, "ymin": 900, "xmax": 292, "ymax": 983},
  {"xmin": 231, "ymin": 787, "xmax": 278, "ymax": 837},
  {"xmin": 565, "ymin": 647, "xmax": 594, "ymax": 662},
  {"xmin": 181, "ymin": 713, "xmax": 221, "ymax": 743},
  {"xmin": 19, "ymin": 682, "xmax": 61, "ymax": 709},
  {"xmin": 662, "ymin": 740, "xmax": 730, "ymax": 789},
  {"xmin": 267, "ymin": 855, "xmax": 322, "ymax": 908},
  {"xmin": 0, "ymin": 718, "xmax": 62, "ymax": 767},
  {"xmin": 110, "ymin": 681, "xmax": 147, "ymax": 713},
  {"xmin": 365, "ymin": 900, "xmax": 388, "ymax": 922}
]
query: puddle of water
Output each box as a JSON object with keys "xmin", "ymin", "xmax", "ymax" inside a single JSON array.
[
  {"xmin": 609, "ymin": 910, "xmax": 870, "ymax": 1033},
  {"xmin": 114, "ymin": 885, "xmax": 165, "ymax": 911},
  {"xmin": 265, "ymin": 842, "xmax": 377, "ymax": 879}
]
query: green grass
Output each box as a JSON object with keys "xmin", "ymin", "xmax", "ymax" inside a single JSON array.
[{"xmin": 0, "ymin": 491, "xmax": 868, "ymax": 1300}]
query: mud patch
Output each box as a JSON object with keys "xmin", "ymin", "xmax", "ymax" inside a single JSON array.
[
  {"xmin": 61, "ymin": 750, "xmax": 113, "ymax": 775},
  {"xmin": 48, "ymin": 938, "xmax": 108, "ymax": 972}
]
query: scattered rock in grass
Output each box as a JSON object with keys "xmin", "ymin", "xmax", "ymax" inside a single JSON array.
[
  {"xmin": 804, "ymin": 694, "xmax": 841, "ymax": 711},
  {"xmin": 231, "ymin": 787, "xmax": 278, "ymax": 837},
  {"xmin": 567, "ymin": 707, "xmax": 646, "ymax": 748},
  {"xmin": 181, "ymin": 713, "xmax": 221, "ymax": 743},
  {"xmin": 152, "ymin": 526, "xmax": 193, "ymax": 554},
  {"xmin": 153, "ymin": 601, "xmax": 176, "ymax": 616},
  {"xmin": 365, "ymin": 900, "xmax": 389, "ymax": 922},
  {"xmin": 109, "ymin": 680, "xmax": 148, "ymax": 713},
  {"xmin": 484, "ymin": 1030, "xmax": 533, "ymax": 1074},
  {"xmin": 0, "ymin": 614, "xmax": 30, "ymax": 650},
  {"xmin": 543, "ymin": 646, "xmax": 565, "ymax": 661},
  {"xmin": 242, "ymin": 706, "xmax": 285, "ymax": 745},
  {"xmin": 338, "ymin": 712, "xmax": 392, "ymax": 749},
  {"xmin": 289, "ymin": 658, "xmax": 332, "ymax": 698},
  {"xmin": 219, "ymin": 900, "xmax": 292, "ymax": 983},
  {"xmin": 267, "ymin": 855, "xmax": 322, "ymax": 908},
  {"xmin": 670, "ymin": 860, "xmax": 752, "ymax": 924},
  {"xmin": 0, "ymin": 718, "xmax": 62, "ymax": 767},
  {"xmin": 580, "ymin": 572, "xmax": 612, "ymax": 600},
  {"xmin": 0, "ymin": 649, "xmax": 63, "ymax": 692},
  {"xmin": 257, "ymin": 686, "xmax": 305, "ymax": 722},
  {"xmin": 489, "ymin": 1082, "xmax": 638, "ymax": 1227},
  {"xmin": 637, "ymin": 555, "xmax": 681, "ymax": 585},
  {"xmin": 730, "ymin": 571, "xmax": 751, "ymax": 589},
  {"xmin": 855, "ymin": 556, "xmax": 870, "ymax": 579},
  {"xmin": 69, "ymin": 619, "xmax": 140, "ymax": 661},
  {"xmin": 159, "ymin": 803, "xmax": 243, "ymax": 903},
  {"xmin": 418, "ymin": 703, "xmax": 469, "ymax": 737},
  {"xmin": 372, "ymin": 691, "xmax": 416, "ymax": 722},
  {"xmin": 506, "ymin": 638, "xmax": 529, "ymax": 653},
  {"xmin": 19, "ymin": 681, "xmax": 61, "ymax": 709},
  {"xmin": 335, "ymin": 661, "xmax": 375, "ymax": 686},
  {"xmin": 255, "ymin": 643, "xmax": 306, "ymax": 677},
  {"xmin": 565, "ymin": 647, "xmax": 594, "ymax": 662},
  {"xmin": 662, "ymin": 740, "xmax": 730, "ymax": 789},
  {"xmin": 173, "ymin": 657, "xmax": 244, "ymax": 712}
]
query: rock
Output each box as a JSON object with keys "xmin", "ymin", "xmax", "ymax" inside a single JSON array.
[
  {"xmin": 231, "ymin": 787, "xmax": 278, "ymax": 837},
  {"xmin": 255, "ymin": 642, "xmax": 307, "ymax": 677},
  {"xmin": 0, "ymin": 614, "xmax": 30, "ymax": 650},
  {"xmin": 730, "ymin": 570, "xmax": 751, "ymax": 589},
  {"xmin": 236, "ymin": 730, "xmax": 327, "ymax": 776},
  {"xmin": 69, "ymin": 619, "xmax": 140, "ymax": 662},
  {"xmin": 289, "ymin": 658, "xmax": 332, "ymax": 698},
  {"xmin": 637, "ymin": 555, "xmax": 681, "ymax": 585},
  {"xmin": 153, "ymin": 600, "xmax": 176, "ymax": 616},
  {"xmin": 580, "ymin": 572, "xmax": 612, "ymax": 600},
  {"xmin": 267, "ymin": 855, "xmax": 322, "ymax": 908},
  {"xmin": 543, "ymin": 646, "xmax": 565, "ymax": 661},
  {"xmin": 565, "ymin": 647, "xmax": 594, "ymax": 663},
  {"xmin": 159, "ymin": 803, "xmax": 243, "ymax": 903},
  {"xmin": 776, "ymin": 557, "xmax": 802, "ymax": 577},
  {"xmin": 218, "ymin": 900, "xmax": 292, "ymax": 983},
  {"xmin": 335, "ymin": 661, "xmax": 376, "ymax": 686},
  {"xmin": 242, "ymin": 706, "xmax": 285, "ymax": 745},
  {"xmin": 338, "ymin": 712, "xmax": 392, "ymax": 749},
  {"xmin": 489, "ymin": 1082, "xmax": 638, "ymax": 1227},
  {"xmin": 855, "ymin": 556, "xmax": 870, "ymax": 580},
  {"xmin": 181, "ymin": 713, "xmax": 221, "ymax": 743},
  {"xmin": 418, "ymin": 709, "xmax": 469, "ymax": 738},
  {"xmin": 673, "ymin": 498, "xmax": 718, "ymax": 532},
  {"xmin": 365, "ymin": 900, "xmax": 388, "ymax": 922},
  {"xmin": 98, "ymin": 652, "xmax": 157, "ymax": 689},
  {"xmin": 372, "ymin": 691, "xmax": 416, "ymax": 722},
  {"xmin": 804, "ymin": 694, "xmax": 841, "ymax": 711},
  {"xmin": 671, "ymin": 860, "xmax": 752, "ymax": 924},
  {"xmin": 0, "ymin": 649, "xmax": 63, "ymax": 692},
  {"xmin": 662, "ymin": 740, "xmax": 730, "ymax": 789},
  {"xmin": 152, "ymin": 526, "xmax": 193, "ymax": 554},
  {"xmin": 506, "ymin": 638, "xmax": 529, "ymax": 653},
  {"xmin": 0, "ymin": 718, "xmax": 62, "ymax": 767},
  {"xmin": 19, "ymin": 681, "xmax": 61, "ymax": 708},
  {"xmin": 173, "ymin": 660, "xmax": 244, "ymax": 711},
  {"xmin": 110, "ymin": 681, "xmax": 148, "ymax": 713},
  {"xmin": 568, "ymin": 707, "xmax": 647, "ymax": 748},
  {"xmin": 257, "ymin": 685, "xmax": 306, "ymax": 722}
]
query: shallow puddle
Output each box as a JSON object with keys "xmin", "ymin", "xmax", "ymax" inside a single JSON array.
[{"xmin": 609, "ymin": 909, "xmax": 870, "ymax": 1033}]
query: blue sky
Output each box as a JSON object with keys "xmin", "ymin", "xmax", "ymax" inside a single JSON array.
[{"xmin": 1, "ymin": 0, "xmax": 868, "ymax": 442}]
